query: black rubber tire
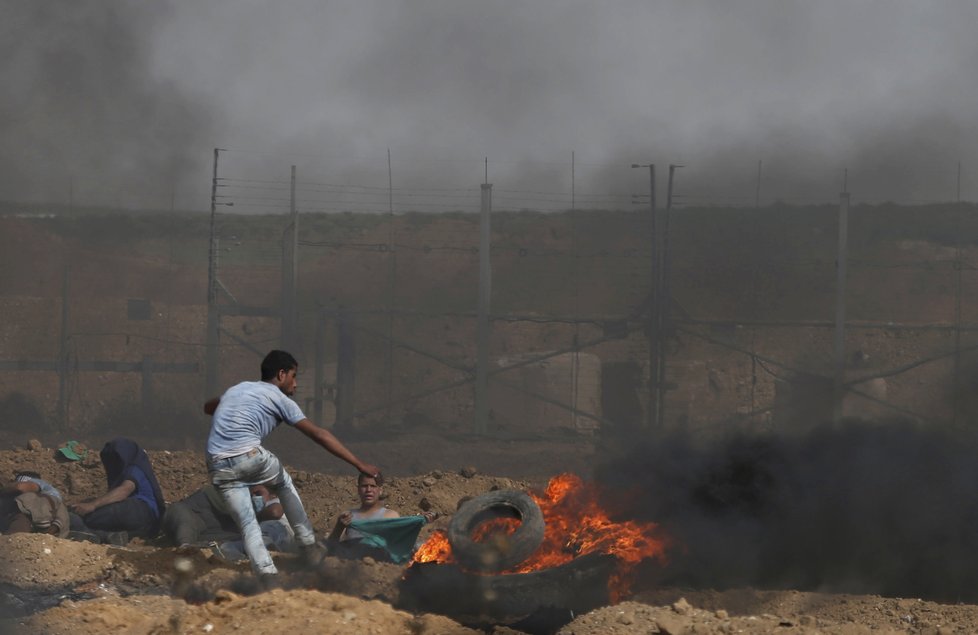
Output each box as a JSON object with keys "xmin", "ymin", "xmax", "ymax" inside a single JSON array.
[
  {"xmin": 447, "ymin": 489, "xmax": 545, "ymax": 572},
  {"xmin": 400, "ymin": 552, "xmax": 617, "ymax": 624}
]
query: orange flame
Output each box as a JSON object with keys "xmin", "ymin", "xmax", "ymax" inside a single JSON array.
[
  {"xmin": 412, "ymin": 473, "xmax": 670, "ymax": 601},
  {"xmin": 414, "ymin": 530, "xmax": 452, "ymax": 563}
]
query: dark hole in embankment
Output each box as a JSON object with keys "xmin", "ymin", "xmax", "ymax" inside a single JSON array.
[
  {"xmin": 0, "ymin": 577, "xmax": 173, "ymax": 621},
  {"xmin": 0, "ymin": 583, "xmax": 99, "ymax": 619}
]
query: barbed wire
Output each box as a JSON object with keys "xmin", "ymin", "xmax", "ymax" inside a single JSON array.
[{"xmin": 5, "ymin": 147, "xmax": 975, "ymax": 432}]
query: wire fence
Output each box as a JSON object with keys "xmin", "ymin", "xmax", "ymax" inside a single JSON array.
[{"xmin": 1, "ymin": 148, "xmax": 977, "ymax": 444}]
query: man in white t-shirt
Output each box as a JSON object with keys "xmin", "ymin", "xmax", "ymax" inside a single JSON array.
[{"xmin": 204, "ymin": 349, "xmax": 379, "ymax": 588}]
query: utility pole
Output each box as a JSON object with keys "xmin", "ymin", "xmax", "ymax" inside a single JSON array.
[
  {"xmin": 314, "ymin": 305, "xmax": 325, "ymax": 425},
  {"xmin": 953, "ymin": 207, "xmax": 963, "ymax": 424},
  {"xmin": 335, "ymin": 306, "xmax": 356, "ymax": 433},
  {"xmin": 570, "ymin": 150, "xmax": 580, "ymax": 430},
  {"xmin": 755, "ymin": 160, "xmax": 762, "ymax": 209},
  {"xmin": 957, "ymin": 161, "xmax": 962, "ymax": 203},
  {"xmin": 281, "ymin": 165, "xmax": 299, "ymax": 351},
  {"xmin": 205, "ymin": 148, "xmax": 222, "ymax": 398},
  {"xmin": 386, "ymin": 148, "xmax": 395, "ymax": 425},
  {"xmin": 475, "ymin": 182, "xmax": 493, "ymax": 434},
  {"xmin": 58, "ymin": 265, "xmax": 70, "ymax": 431},
  {"xmin": 632, "ymin": 163, "xmax": 658, "ymax": 429},
  {"xmin": 832, "ymin": 186, "xmax": 850, "ymax": 422},
  {"xmin": 657, "ymin": 164, "xmax": 683, "ymax": 427},
  {"xmin": 571, "ymin": 151, "xmax": 575, "ymax": 211},
  {"xmin": 291, "ymin": 165, "xmax": 299, "ymax": 343}
]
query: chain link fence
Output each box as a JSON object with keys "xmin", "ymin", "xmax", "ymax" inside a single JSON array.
[{"xmin": 1, "ymin": 156, "xmax": 976, "ymax": 445}]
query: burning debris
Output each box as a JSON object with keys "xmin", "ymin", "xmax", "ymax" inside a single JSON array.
[
  {"xmin": 405, "ymin": 473, "xmax": 672, "ymax": 626},
  {"xmin": 442, "ymin": 489, "xmax": 547, "ymax": 572}
]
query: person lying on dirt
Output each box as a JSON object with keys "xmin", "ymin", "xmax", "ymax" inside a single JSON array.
[
  {"xmin": 203, "ymin": 349, "xmax": 380, "ymax": 589},
  {"xmin": 162, "ymin": 483, "xmax": 283, "ymax": 547},
  {"xmin": 0, "ymin": 471, "xmax": 69, "ymax": 537},
  {"xmin": 325, "ymin": 472, "xmax": 437, "ymax": 563},
  {"xmin": 69, "ymin": 437, "xmax": 166, "ymax": 545}
]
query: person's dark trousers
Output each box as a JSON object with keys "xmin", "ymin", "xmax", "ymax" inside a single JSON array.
[
  {"xmin": 69, "ymin": 511, "xmax": 88, "ymax": 531},
  {"xmin": 163, "ymin": 496, "xmax": 237, "ymax": 546},
  {"xmin": 0, "ymin": 497, "xmax": 18, "ymax": 532},
  {"xmin": 6, "ymin": 513, "xmax": 34, "ymax": 534},
  {"xmin": 80, "ymin": 498, "xmax": 157, "ymax": 539}
]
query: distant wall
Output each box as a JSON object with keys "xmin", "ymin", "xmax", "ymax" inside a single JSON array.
[{"xmin": 2, "ymin": 204, "xmax": 977, "ymax": 443}]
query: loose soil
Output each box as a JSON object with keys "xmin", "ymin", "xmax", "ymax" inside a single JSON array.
[{"xmin": 2, "ymin": 441, "xmax": 978, "ymax": 634}]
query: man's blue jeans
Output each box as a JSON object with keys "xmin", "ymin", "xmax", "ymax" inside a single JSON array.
[{"xmin": 208, "ymin": 446, "xmax": 315, "ymax": 575}]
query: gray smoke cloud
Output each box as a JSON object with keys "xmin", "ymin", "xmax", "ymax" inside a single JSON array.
[
  {"xmin": 3, "ymin": 1, "xmax": 978, "ymax": 209},
  {"xmin": 0, "ymin": 2, "xmax": 212, "ymax": 209}
]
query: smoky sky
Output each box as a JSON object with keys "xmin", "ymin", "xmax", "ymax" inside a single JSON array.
[
  {"xmin": 595, "ymin": 421, "xmax": 978, "ymax": 602},
  {"xmin": 0, "ymin": 2, "xmax": 210, "ymax": 210},
  {"xmin": 3, "ymin": 1, "xmax": 978, "ymax": 210}
]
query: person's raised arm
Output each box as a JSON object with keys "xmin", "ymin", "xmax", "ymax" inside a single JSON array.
[
  {"xmin": 327, "ymin": 510, "xmax": 353, "ymax": 543},
  {"xmin": 203, "ymin": 397, "xmax": 220, "ymax": 416},
  {"xmin": 294, "ymin": 419, "xmax": 379, "ymax": 477}
]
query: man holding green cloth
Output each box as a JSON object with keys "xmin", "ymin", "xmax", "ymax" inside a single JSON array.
[{"xmin": 327, "ymin": 473, "xmax": 436, "ymax": 563}]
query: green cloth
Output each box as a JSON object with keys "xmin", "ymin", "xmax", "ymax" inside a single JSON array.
[
  {"xmin": 57, "ymin": 441, "xmax": 88, "ymax": 461},
  {"xmin": 347, "ymin": 516, "xmax": 427, "ymax": 564}
]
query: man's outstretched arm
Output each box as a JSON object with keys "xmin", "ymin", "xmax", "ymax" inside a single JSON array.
[{"xmin": 294, "ymin": 419, "xmax": 379, "ymax": 477}]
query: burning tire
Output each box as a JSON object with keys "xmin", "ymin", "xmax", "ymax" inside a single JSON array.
[
  {"xmin": 448, "ymin": 490, "xmax": 545, "ymax": 572},
  {"xmin": 400, "ymin": 552, "xmax": 617, "ymax": 626}
]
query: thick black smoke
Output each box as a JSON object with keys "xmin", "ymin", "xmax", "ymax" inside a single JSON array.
[
  {"xmin": 0, "ymin": 2, "xmax": 210, "ymax": 209},
  {"xmin": 7, "ymin": 3, "xmax": 978, "ymax": 211},
  {"xmin": 596, "ymin": 420, "xmax": 978, "ymax": 602}
]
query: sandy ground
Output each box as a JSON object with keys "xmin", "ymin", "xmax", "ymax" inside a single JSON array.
[{"xmin": 2, "ymin": 441, "xmax": 978, "ymax": 634}]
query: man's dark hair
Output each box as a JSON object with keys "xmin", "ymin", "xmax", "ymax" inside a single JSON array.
[
  {"xmin": 358, "ymin": 472, "xmax": 384, "ymax": 487},
  {"xmin": 261, "ymin": 350, "xmax": 298, "ymax": 381}
]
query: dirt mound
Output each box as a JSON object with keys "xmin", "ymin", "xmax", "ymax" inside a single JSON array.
[
  {"xmin": 5, "ymin": 445, "xmax": 978, "ymax": 635},
  {"xmin": 560, "ymin": 591, "xmax": 978, "ymax": 634},
  {"xmin": 0, "ymin": 441, "xmax": 533, "ymax": 538},
  {"xmin": 23, "ymin": 589, "xmax": 481, "ymax": 635}
]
